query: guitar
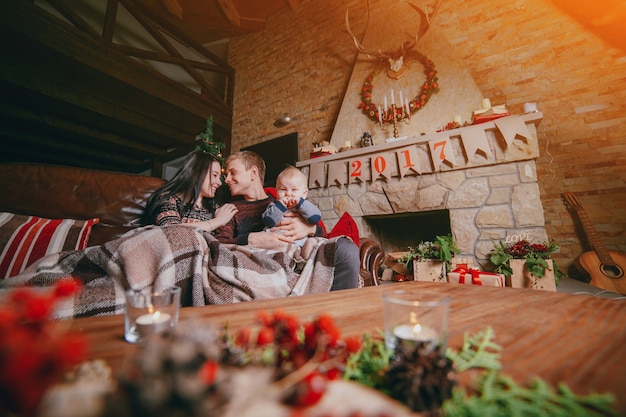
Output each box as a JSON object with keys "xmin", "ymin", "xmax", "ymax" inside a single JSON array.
[{"xmin": 563, "ymin": 192, "xmax": 626, "ymax": 294}]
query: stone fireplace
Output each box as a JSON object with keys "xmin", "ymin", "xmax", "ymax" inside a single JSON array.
[{"xmin": 296, "ymin": 113, "xmax": 548, "ymax": 270}]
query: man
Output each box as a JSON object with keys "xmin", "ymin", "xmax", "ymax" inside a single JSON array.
[{"xmin": 213, "ymin": 150, "xmax": 360, "ymax": 290}]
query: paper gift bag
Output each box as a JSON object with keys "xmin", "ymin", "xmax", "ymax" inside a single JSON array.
[
  {"xmin": 508, "ymin": 259, "xmax": 557, "ymax": 292},
  {"xmin": 448, "ymin": 268, "xmax": 505, "ymax": 287},
  {"xmin": 413, "ymin": 260, "xmax": 446, "ymax": 282},
  {"xmin": 384, "ymin": 252, "xmax": 410, "ymax": 275}
]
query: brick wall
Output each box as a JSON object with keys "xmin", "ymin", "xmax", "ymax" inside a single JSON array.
[{"xmin": 228, "ymin": 0, "xmax": 626, "ymax": 277}]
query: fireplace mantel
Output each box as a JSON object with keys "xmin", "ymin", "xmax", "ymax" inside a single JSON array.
[
  {"xmin": 297, "ymin": 112, "xmax": 547, "ymax": 265},
  {"xmin": 297, "ymin": 112, "xmax": 543, "ymax": 189}
]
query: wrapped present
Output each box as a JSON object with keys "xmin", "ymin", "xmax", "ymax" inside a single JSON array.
[
  {"xmin": 384, "ymin": 252, "xmax": 410, "ymax": 275},
  {"xmin": 413, "ymin": 260, "xmax": 446, "ymax": 282},
  {"xmin": 508, "ymin": 259, "xmax": 556, "ymax": 292},
  {"xmin": 448, "ymin": 267, "xmax": 505, "ymax": 287}
]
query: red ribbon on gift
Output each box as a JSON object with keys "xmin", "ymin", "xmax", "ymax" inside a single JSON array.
[
  {"xmin": 452, "ymin": 267, "xmax": 504, "ymax": 286},
  {"xmin": 452, "ymin": 267, "xmax": 483, "ymax": 285}
]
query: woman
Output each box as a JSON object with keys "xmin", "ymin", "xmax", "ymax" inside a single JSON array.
[{"xmin": 142, "ymin": 150, "xmax": 238, "ymax": 232}]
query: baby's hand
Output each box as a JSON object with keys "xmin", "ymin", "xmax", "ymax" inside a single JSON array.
[{"xmin": 281, "ymin": 197, "xmax": 299, "ymax": 209}]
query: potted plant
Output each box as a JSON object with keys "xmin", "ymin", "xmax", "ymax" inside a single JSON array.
[
  {"xmin": 399, "ymin": 235, "xmax": 460, "ymax": 282},
  {"xmin": 489, "ymin": 239, "xmax": 563, "ymax": 291}
]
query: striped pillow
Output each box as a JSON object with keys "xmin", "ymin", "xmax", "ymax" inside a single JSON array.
[{"xmin": 0, "ymin": 212, "xmax": 99, "ymax": 279}]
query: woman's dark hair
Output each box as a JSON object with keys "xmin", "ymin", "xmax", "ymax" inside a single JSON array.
[{"xmin": 142, "ymin": 150, "xmax": 223, "ymax": 225}]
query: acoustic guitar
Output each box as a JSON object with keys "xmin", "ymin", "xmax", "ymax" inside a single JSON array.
[{"xmin": 563, "ymin": 192, "xmax": 626, "ymax": 294}]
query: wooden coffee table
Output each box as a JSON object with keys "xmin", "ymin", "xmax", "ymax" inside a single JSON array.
[{"xmin": 71, "ymin": 281, "xmax": 626, "ymax": 414}]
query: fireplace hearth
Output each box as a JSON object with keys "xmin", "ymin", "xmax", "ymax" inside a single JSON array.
[{"xmin": 364, "ymin": 210, "xmax": 451, "ymax": 253}]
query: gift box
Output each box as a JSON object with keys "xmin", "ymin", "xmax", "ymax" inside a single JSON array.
[
  {"xmin": 448, "ymin": 268, "xmax": 505, "ymax": 287},
  {"xmin": 413, "ymin": 260, "xmax": 446, "ymax": 282},
  {"xmin": 507, "ymin": 259, "xmax": 557, "ymax": 292},
  {"xmin": 384, "ymin": 252, "xmax": 410, "ymax": 276}
]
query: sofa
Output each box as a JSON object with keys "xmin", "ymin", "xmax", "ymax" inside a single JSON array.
[{"xmin": 0, "ymin": 163, "xmax": 385, "ymax": 286}]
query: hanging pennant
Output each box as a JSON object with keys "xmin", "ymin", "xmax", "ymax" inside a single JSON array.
[
  {"xmin": 348, "ymin": 157, "xmax": 368, "ymax": 184},
  {"xmin": 428, "ymin": 137, "xmax": 456, "ymax": 170},
  {"xmin": 327, "ymin": 160, "xmax": 347, "ymax": 186},
  {"xmin": 308, "ymin": 162, "xmax": 326, "ymax": 189},
  {"xmin": 495, "ymin": 115, "xmax": 531, "ymax": 148},
  {"xmin": 396, "ymin": 147, "xmax": 421, "ymax": 176},
  {"xmin": 460, "ymin": 125, "xmax": 491, "ymax": 162},
  {"xmin": 371, "ymin": 153, "xmax": 392, "ymax": 181}
]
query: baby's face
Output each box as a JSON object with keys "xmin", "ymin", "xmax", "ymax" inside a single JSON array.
[{"xmin": 276, "ymin": 176, "xmax": 308, "ymax": 200}]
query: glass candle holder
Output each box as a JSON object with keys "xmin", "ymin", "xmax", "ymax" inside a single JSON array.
[
  {"xmin": 124, "ymin": 286, "xmax": 181, "ymax": 344},
  {"xmin": 382, "ymin": 290, "xmax": 450, "ymax": 353}
]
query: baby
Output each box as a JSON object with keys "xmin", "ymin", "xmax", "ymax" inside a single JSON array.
[{"xmin": 262, "ymin": 166, "xmax": 322, "ymax": 247}]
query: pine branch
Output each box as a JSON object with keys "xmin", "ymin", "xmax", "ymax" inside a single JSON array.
[{"xmin": 445, "ymin": 326, "xmax": 502, "ymax": 372}]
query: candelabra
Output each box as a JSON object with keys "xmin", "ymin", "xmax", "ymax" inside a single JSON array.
[{"xmin": 378, "ymin": 103, "xmax": 411, "ymax": 138}]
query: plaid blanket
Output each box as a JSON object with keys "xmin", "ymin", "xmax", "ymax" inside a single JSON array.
[{"xmin": 0, "ymin": 225, "xmax": 338, "ymax": 319}]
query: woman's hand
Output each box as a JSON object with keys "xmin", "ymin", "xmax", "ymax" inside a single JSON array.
[
  {"xmin": 212, "ymin": 203, "xmax": 238, "ymax": 228},
  {"xmin": 273, "ymin": 211, "xmax": 316, "ymax": 240}
]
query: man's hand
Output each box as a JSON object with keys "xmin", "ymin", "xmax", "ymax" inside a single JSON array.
[
  {"xmin": 274, "ymin": 211, "xmax": 316, "ymax": 240},
  {"xmin": 247, "ymin": 230, "xmax": 292, "ymax": 248}
]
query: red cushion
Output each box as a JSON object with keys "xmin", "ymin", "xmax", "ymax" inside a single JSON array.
[{"xmin": 327, "ymin": 212, "xmax": 360, "ymax": 246}]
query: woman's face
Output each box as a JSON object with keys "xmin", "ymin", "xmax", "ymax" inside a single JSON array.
[{"xmin": 200, "ymin": 161, "xmax": 223, "ymax": 198}]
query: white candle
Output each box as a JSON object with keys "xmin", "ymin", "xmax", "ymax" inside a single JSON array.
[
  {"xmin": 377, "ymin": 105, "xmax": 383, "ymax": 123},
  {"xmin": 399, "ymin": 91, "xmax": 403, "ymax": 108},
  {"xmin": 384, "ymin": 96, "xmax": 388, "ymax": 111},
  {"xmin": 343, "ymin": 140, "xmax": 351, "ymax": 148},
  {"xmin": 393, "ymin": 323, "xmax": 438, "ymax": 344},
  {"xmin": 454, "ymin": 115, "xmax": 462, "ymax": 124},
  {"xmin": 135, "ymin": 311, "xmax": 171, "ymax": 335},
  {"xmin": 405, "ymin": 99, "xmax": 410, "ymax": 115},
  {"xmin": 390, "ymin": 89, "xmax": 395, "ymax": 105},
  {"xmin": 481, "ymin": 98, "xmax": 491, "ymax": 109}
]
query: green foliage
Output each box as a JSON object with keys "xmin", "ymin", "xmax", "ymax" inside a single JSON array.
[
  {"xmin": 442, "ymin": 371, "xmax": 617, "ymax": 417},
  {"xmin": 343, "ymin": 327, "xmax": 617, "ymax": 417},
  {"xmin": 195, "ymin": 116, "xmax": 225, "ymax": 163},
  {"xmin": 445, "ymin": 326, "xmax": 502, "ymax": 373},
  {"xmin": 343, "ymin": 332, "xmax": 393, "ymax": 389},
  {"xmin": 490, "ymin": 239, "xmax": 564, "ymax": 282},
  {"xmin": 399, "ymin": 235, "xmax": 460, "ymax": 272}
]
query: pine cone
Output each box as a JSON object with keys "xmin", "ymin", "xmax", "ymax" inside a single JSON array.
[{"xmin": 383, "ymin": 342, "xmax": 456, "ymax": 414}]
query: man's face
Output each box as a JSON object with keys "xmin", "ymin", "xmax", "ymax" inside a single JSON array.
[{"xmin": 225, "ymin": 157, "xmax": 254, "ymax": 196}]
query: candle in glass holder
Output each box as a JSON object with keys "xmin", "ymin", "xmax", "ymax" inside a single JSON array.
[
  {"xmin": 394, "ymin": 323, "xmax": 438, "ymax": 343},
  {"xmin": 135, "ymin": 311, "xmax": 171, "ymax": 335}
]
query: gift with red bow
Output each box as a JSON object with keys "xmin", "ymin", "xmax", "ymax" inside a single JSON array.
[{"xmin": 448, "ymin": 267, "xmax": 505, "ymax": 287}]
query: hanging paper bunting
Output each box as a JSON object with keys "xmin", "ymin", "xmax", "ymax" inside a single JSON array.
[
  {"xmin": 327, "ymin": 160, "xmax": 347, "ymax": 186},
  {"xmin": 494, "ymin": 115, "xmax": 531, "ymax": 148},
  {"xmin": 460, "ymin": 125, "xmax": 491, "ymax": 162},
  {"xmin": 308, "ymin": 162, "xmax": 326, "ymax": 189},
  {"xmin": 396, "ymin": 147, "xmax": 421, "ymax": 176},
  {"xmin": 371, "ymin": 153, "xmax": 392, "ymax": 181},
  {"xmin": 428, "ymin": 137, "xmax": 456, "ymax": 170},
  {"xmin": 348, "ymin": 158, "xmax": 368, "ymax": 184}
]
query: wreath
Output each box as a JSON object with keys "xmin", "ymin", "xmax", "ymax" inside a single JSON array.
[{"xmin": 359, "ymin": 51, "xmax": 439, "ymax": 123}]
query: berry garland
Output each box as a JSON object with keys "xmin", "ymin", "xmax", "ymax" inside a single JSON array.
[{"xmin": 359, "ymin": 51, "xmax": 439, "ymax": 123}]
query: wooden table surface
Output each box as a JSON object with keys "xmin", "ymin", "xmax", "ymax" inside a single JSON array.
[{"xmin": 71, "ymin": 281, "xmax": 626, "ymax": 414}]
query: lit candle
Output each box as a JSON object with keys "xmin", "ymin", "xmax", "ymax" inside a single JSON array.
[
  {"xmin": 384, "ymin": 96, "xmax": 388, "ymax": 111},
  {"xmin": 393, "ymin": 323, "xmax": 438, "ymax": 347},
  {"xmin": 481, "ymin": 98, "xmax": 491, "ymax": 109},
  {"xmin": 390, "ymin": 89, "xmax": 395, "ymax": 105},
  {"xmin": 135, "ymin": 311, "xmax": 171, "ymax": 335}
]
